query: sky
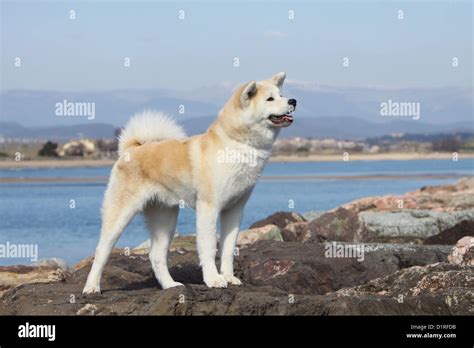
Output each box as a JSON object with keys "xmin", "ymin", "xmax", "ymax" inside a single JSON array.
[{"xmin": 1, "ymin": 0, "xmax": 472, "ymax": 91}]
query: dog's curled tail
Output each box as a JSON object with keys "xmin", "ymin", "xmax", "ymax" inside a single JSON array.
[{"xmin": 118, "ymin": 110, "xmax": 186, "ymax": 156}]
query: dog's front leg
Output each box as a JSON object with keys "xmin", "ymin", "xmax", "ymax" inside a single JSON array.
[
  {"xmin": 196, "ymin": 200, "xmax": 227, "ymax": 288},
  {"xmin": 219, "ymin": 192, "xmax": 250, "ymax": 285}
]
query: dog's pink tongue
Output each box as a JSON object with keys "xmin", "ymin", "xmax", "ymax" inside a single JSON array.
[{"xmin": 283, "ymin": 115, "xmax": 293, "ymax": 122}]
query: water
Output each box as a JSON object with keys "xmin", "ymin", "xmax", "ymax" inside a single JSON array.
[{"xmin": 0, "ymin": 159, "xmax": 472, "ymax": 265}]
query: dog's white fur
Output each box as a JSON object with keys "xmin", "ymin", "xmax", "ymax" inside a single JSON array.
[
  {"xmin": 118, "ymin": 110, "xmax": 187, "ymax": 156},
  {"xmin": 83, "ymin": 72, "xmax": 295, "ymax": 293}
]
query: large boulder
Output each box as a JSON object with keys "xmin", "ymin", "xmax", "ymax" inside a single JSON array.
[
  {"xmin": 290, "ymin": 208, "xmax": 474, "ymax": 244},
  {"xmin": 423, "ymin": 220, "xmax": 474, "ymax": 245},
  {"xmin": 325, "ymin": 262, "xmax": 473, "ymax": 315},
  {"xmin": 305, "ymin": 208, "xmax": 368, "ymax": 243},
  {"xmin": 359, "ymin": 209, "xmax": 474, "ymax": 243},
  {"xmin": 236, "ymin": 240, "xmax": 450, "ymax": 295},
  {"xmin": 342, "ymin": 177, "xmax": 474, "ymax": 213}
]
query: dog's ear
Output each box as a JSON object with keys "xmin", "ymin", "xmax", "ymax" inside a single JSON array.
[
  {"xmin": 269, "ymin": 72, "xmax": 286, "ymax": 88},
  {"xmin": 240, "ymin": 81, "xmax": 257, "ymax": 108}
]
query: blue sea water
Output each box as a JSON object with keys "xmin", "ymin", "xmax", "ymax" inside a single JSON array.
[{"xmin": 0, "ymin": 159, "xmax": 472, "ymax": 265}]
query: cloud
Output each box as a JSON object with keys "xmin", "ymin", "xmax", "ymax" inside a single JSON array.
[{"xmin": 263, "ymin": 31, "xmax": 288, "ymax": 39}]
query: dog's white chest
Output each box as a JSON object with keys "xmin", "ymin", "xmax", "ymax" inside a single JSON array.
[{"xmin": 217, "ymin": 147, "xmax": 270, "ymax": 208}]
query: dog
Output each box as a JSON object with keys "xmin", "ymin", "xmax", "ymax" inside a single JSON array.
[{"xmin": 83, "ymin": 72, "xmax": 296, "ymax": 293}]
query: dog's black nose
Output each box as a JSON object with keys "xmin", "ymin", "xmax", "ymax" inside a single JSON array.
[{"xmin": 288, "ymin": 99, "xmax": 297, "ymax": 107}]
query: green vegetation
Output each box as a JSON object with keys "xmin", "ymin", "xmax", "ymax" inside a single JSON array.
[{"xmin": 38, "ymin": 141, "xmax": 59, "ymax": 157}]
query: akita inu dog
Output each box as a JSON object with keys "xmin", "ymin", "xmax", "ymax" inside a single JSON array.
[{"xmin": 83, "ymin": 72, "xmax": 296, "ymax": 293}]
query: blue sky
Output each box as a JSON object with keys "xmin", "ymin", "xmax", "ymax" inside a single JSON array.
[{"xmin": 1, "ymin": 0, "xmax": 472, "ymax": 91}]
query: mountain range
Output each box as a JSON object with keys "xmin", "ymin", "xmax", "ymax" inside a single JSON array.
[
  {"xmin": 0, "ymin": 116, "xmax": 472, "ymax": 141},
  {"xmin": 0, "ymin": 82, "xmax": 472, "ymax": 140}
]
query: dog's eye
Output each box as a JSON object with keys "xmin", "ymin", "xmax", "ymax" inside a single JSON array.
[{"xmin": 267, "ymin": 97, "xmax": 274, "ymax": 101}]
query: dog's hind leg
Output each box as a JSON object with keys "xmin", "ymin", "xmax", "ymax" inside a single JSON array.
[
  {"xmin": 144, "ymin": 203, "xmax": 183, "ymax": 289},
  {"xmin": 83, "ymin": 179, "xmax": 141, "ymax": 294}
]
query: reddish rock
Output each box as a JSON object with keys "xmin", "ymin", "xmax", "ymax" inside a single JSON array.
[
  {"xmin": 305, "ymin": 208, "xmax": 368, "ymax": 243},
  {"xmin": 237, "ymin": 240, "xmax": 449, "ymax": 295},
  {"xmin": 342, "ymin": 177, "xmax": 474, "ymax": 213}
]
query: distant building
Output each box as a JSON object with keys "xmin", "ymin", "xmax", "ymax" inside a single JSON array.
[{"xmin": 58, "ymin": 139, "xmax": 95, "ymax": 157}]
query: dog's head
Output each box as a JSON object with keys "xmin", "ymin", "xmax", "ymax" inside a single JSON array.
[
  {"xmin": 221, "ymin": 72, "xmax": 296, "ymax": 133},
  {"xmin": 225, "ymin": 72, "xmax": 296, "ymax": 129}
]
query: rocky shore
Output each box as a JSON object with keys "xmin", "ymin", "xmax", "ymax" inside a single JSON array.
[{"xmin": 1, "ymin": 178, "xmax": 473, "ymax": 315}]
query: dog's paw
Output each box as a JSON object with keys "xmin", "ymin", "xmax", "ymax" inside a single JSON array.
[
  {"xmin": 223, "ymin": 274, "xmax": 242, "ymax": 286},
  {"xmin": 82, "ymin": 284, "xmax": 101, "ymax": 295},
  {"xmin": 204, "ymin": 273, "xmax": 228, "ymax": 288},
  {"xmin": 161, "ymin": 281, "xmax": 184, "ymax": 290}
]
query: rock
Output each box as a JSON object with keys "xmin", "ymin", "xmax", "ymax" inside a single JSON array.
[
  {"xmin": 76, "ymin": 303, "xmax": 99, "ymax": 316},
  {"xmin": 33, "ymin": 258, "xmax": 70, "ymax": 272},
  {"xmin": 237, "ymin": 225, "xmax": 282, "ymax": 246},
  {"xmin": 301, "ymin": 211, "xmax": 324, "ymax": 221},
  {"xmin": 448, "ymin": 236, "xmax": 474, "ymax": 266},
  {"xmin": 343, "ymin": 177, "xmax": 474, "ymax": 213},
  {"xmin": 359, "ymin": 210, "xmax": 474, "ymax": 243},
  {"xmin": 306, "ymin": 208, "xmax": 368, "ymax": 243},
  {"xmin": 301, "ymin": 208, "xmax": 474, "ymax": 244},
  {"xmin": 0, "ymin": 265, "xmax": 68, "ymax": 298},
  {"xmin": 325, "ymin": 262, "xmax": 473, "ymax": 315},
  {"xmin": 73, "ymin": 256, "xmax": 95, "ymax": 271},
  {"xmin": 423, "ymin": 220, "xmax": 474, "ymax": 245},
  {"xmin": 237, "ymin": 240, "xmax": 450, "ymax": 295},
  {"xmin": 281, "ymin": 222, "xmax": 311, "ymax": 242},
  {"xmin": 249, "ymin": 211, "xmax": 306, "ymax": 230}
]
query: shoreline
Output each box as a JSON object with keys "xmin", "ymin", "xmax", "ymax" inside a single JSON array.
[
  {"xmin": 0, "ymin": 152, "xmax": 472, "ymax": 169},
  {"xmin": 270, "ymin": 152, "xmax": 474, "ymax": 162},
  {"xmin": 0, "ymin": 173, "xmax": 470, "ymax": 184}
]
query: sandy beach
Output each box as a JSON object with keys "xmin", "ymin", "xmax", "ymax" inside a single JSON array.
[
  {"xmin": 270, "ymin": 152, "xmax": 474, "ymax": 162},
  {"xmin": 0, "ymin": 152, "xmax": 472, "ymax": 169}
]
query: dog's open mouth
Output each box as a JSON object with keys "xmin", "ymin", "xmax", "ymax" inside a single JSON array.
[{"xmin": 268, "ymin": 114, "xmax": 294, "ymax": 127}]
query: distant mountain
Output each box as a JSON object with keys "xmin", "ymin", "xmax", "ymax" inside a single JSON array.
[
  {"xmin": 0, "ymin": 122, "xmax": 116, "ymax": 140},
  {"xmin": 0, "ymin": 89, "xmax": 220, "ymax": 128},
  {"xmin": 1, "ymin": 117, "xmax": 472, "ymax": 141},
  {"xmin": 181, "ymin": 116, "xmax": 473, "ymax": 139},
  {"xmin": 0, "ymin": 83, "xmax": 472, "ymax": 128}
]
